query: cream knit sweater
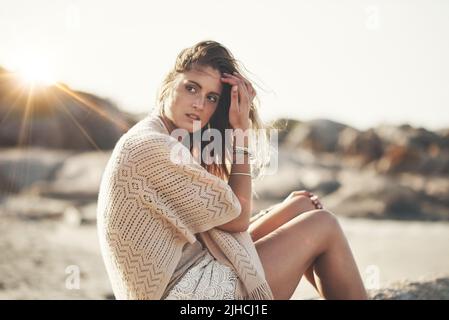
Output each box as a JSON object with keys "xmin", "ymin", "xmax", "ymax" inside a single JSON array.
[{"xmin": 97, "ymin": 115, "xmax": 273, "ymax": 300}]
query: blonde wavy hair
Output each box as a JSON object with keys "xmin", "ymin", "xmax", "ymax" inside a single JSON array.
[{"xmin": 154, "ymin": 40, "xmax": 274, "ymax": 184}]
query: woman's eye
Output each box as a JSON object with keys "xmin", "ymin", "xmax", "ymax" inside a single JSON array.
[
  {"xmin": 186, "ymin": 85, "xmax": 196, "ymax": 93},
  {"xmin": 208, "ymin": 96, "xmax": 218, "ymax": 103},
  {"xmin": 186, "ymin": 85, "xmax": 217, "ymax": 103}
]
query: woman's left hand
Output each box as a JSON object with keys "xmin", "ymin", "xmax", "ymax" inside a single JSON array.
[{"xmin": 221, "ymin": 72, "xmax": 256, "ymax": 131}]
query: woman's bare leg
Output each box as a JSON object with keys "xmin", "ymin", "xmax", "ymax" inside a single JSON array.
[
  {"xmin": 248, "ymin": 195, "xmax": 320, "ymax": 291},
  {"xmin": 249, "ymin": 195, "xmax": 316, "ymax": 242},
  {"xmin": 254, "ymin": 209, "xmax": 368, "ymax": 300}
]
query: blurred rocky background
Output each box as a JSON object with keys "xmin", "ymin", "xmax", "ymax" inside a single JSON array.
[{"xmin": 1, "ymin": 65, "xmax": 448, "ymax": 299}]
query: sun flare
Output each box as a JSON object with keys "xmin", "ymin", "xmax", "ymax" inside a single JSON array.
[{"xmin": 8, "ymin": 53, "xmax": 57, "ymax": 87}]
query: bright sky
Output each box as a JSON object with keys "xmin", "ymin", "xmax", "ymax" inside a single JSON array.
[{"xmin": 1, "ymin": 0, "xmax": 448, "ymax": 130}]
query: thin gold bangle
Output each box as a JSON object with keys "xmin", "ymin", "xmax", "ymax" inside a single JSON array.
[
  {"xmin": 233, "ymin": 147, "xmax": 253, "ymax": 159},
  {"xmin": 230, "ymin": 172, "xmax": 252, "ymax": 177}
]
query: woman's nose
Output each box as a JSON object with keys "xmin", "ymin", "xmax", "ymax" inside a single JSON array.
[{"xmin": 193, "ymin": 96, "xmax": 205, "ymax": 109}]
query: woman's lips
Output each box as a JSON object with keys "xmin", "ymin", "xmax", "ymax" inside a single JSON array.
[{"xmin": 186, "ymin": 113, "xmax": 200, "ymax": 121}]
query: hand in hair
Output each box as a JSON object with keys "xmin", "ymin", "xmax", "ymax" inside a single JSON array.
[{"xmin": 221, "ymin": 72, "xmax": 255, "ymax": 131}]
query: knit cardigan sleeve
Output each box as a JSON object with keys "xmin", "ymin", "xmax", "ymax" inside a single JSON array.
[{"xmin": 121, "ymin": 131, "xmax": 242, "ymax": 244}]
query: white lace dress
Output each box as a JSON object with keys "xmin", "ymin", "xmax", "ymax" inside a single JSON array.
[
  {"xmin": 162, "ymin": 251, "xmax": 242, "ymax": 300},
  {"xmin": 161, "ymin": 207, "xmax": 274, "ymax": 300}
]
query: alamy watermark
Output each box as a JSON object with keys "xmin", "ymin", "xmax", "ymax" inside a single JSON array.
[
  {"xmin": 364, "ymin": 264, "xmax": 381, "ymax": 290},
  {"xmin": 167, "ymin": 120, "xmax": 279, "ymax": 176},
  {"xmin": 365, "ymin": 5, "xmax": 381, "ymax": 31},
  {"xmin": 65, "ymin": 265, "xmax": 80, "ymax": 290}
]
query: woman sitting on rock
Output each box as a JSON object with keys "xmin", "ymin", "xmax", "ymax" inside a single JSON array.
[{"xmin": 97, "ymin": 40, "xmax": 368, "ymax": 300}]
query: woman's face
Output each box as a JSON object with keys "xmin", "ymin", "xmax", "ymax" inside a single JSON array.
[{"xmin": 163, "ymin": 65, "xmax": 223, "ymax": 133}]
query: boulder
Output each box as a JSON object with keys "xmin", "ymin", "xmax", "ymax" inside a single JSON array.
[
  {"xmin": 323, "ymin": 170, "xmax": 449, "ymax": 220},
  {"xmin": 253, "ymin": 161, "xmax": 306, "ymax": 200},
  {"xmin": 337, "ymin": 127, "xmax": 384, "ymax": 165},
  {"xmin": 29, "ymin": 151, "xmax": 111, "ymax": 201},
  {"xmin": 374, "ymin": 124, "xmax": 449, "ymax": 175},
  {"xmin": 270, "ymin": 118, "xmax": 302, "ymax": 144},
  {"xmin": 370, "ymin": 274, "xmax": 449, "ymax": 300},
  {"xmin": 0, "ymin": 67, "xmax": 137, "ymax": 150},
  {"xmin": 0, "ymin": 148, "xmax": 72, "ymax": 193},
  {"xmin": 283, "ymin": 119, "xmax": 349, "ymax": 153},
  {"xmin": 0, "ymin": 195, "xmax": 73, "ymax": 220}
]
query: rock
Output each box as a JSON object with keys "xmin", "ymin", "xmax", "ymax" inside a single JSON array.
[
  {"xmin": 290, "ymin": 166, "xmax": 340, "ymax": 197},
  {"xmin": 0, "ymin": 148, "xmax": 72, "ymax": 193},
  {"xmin": 29, "ymin": 151, "xmax": 111, "ymax": 201},
  {"xmin": 253, "ymin": 161, "xmax": 306, "ymax": 200},
  {"xmin": 437, "ymin": 128, "xmax": 449, "ymax": 150},
  {"xmin": 337, "ymin": 127, "xmax": 384, "ymax": 165},
  {"xmin": 0, "ymin": 67, "xmax": 137, "ymax": 150},
  {"xmin": 104, "ymin": 293, "xmax": 115, "ymax": 300},
  {"xmin": 63, "ymin": 206, "xmax": 83, "ymax": 227},
  {"xmin": 398, "ymin": 174, "xmax": 449, "ymax": 212},
  {"xmin": 376, "ymin": 145, "xmax": 422, "ymax": 174},
  {"xmin": 313, "ymin": 180, "xmax": 341, "ymax": 196},
  {"xmin": 0, "ymin": 195, "xmax": 73, "ymax": 220},
  {"xmin": 322, "ymin": 170, "xmax": 449, "ymax": 220},
  {"xmin": 78, "ymin": 202, "xmax": 98, "ymax": 225},
  {"xmin": 376, "ymin": 144, "xmax": 449, "ymax": 175},
  {"xmin": 0, "ymin": 169, "xmax": 18, "ymax": 194},
  {"xmin": 252, "ymin": 146, "xmax": 449, "ymax": 220},
  {"xmin": 375, "ymin": 124, "xmax": 445, "ymax": 150},
  {"xmin": 64, "ymin": 203, "xmax": 97, "ymax": 227},
  {"xmin": 277, "ymin": 117, "xmax": 449, "ymax": 176},
  {"xmin": 369, "ymin": 274, "xmax": 449, "ymax": 300},
  {"xmin": 424, "ymin": 177, "xmax": 449, "ymax": 202},
  {"xmin": 374, "ymin": 124, "xmax": 449, "ymax": 175},
  {"xmin": 270, "ymin": 118, "xmax": 302, "ymax": 144},
  {"xmin": 283, "ymin": 119, "xmax": 349, "ymax": 153}
]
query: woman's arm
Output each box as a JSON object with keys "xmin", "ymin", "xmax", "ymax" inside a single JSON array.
[
  {"xmin": 215, "ymin": 72, "xmax": 255, "ymax": 233},
  {"xmin": 216, "ymin": 134, "xmax": 252, "ymax": 233}
]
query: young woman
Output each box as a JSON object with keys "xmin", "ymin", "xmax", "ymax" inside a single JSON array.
[{"xmin": 97, "ymin": 40, "xmax": 368, "ymax": 300}]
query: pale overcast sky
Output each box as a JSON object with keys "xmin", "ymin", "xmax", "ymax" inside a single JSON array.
[{"xmin": 1, "ymin": 0, "xmax": 448, "ymax": 130}]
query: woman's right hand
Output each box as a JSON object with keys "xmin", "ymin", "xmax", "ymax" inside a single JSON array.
[
  {"xmin": 283, "ymin": 190, "xmax": 323, "ymax": 210},
  {"xmin": 221, "ymin": 72, "xmax": 255, "ymax": 131}
]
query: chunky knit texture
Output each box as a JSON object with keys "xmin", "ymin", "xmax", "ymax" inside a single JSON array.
[{"xmin": 97, "ymin": 115, "xmax": 274, "ymax": 300}]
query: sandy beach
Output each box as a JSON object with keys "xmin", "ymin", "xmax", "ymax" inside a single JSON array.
[
  {"xmin": 1, "ymin": 212, "xmax": 448, "ymax": 299},
  {"xmin": 294, "ymin": 216, "xmax": 449, "ymax": 299}
]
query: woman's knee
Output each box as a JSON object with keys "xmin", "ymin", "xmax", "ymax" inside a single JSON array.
[
  {"xmin": 304, "ymin": 209, "xmax": 342, "ymax": 239},
  {"xmin": 284, "ymin": 194, "xmax": 316, "ymax": 214}
]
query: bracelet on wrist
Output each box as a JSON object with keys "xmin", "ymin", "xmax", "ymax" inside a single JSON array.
[
  {"xmin": 233, "ymin": 146, "xmax": 253, "ymax": 159},
  {"xmin": 229, "ymin": 172, "xmax": 252, "ymax": 177}
]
